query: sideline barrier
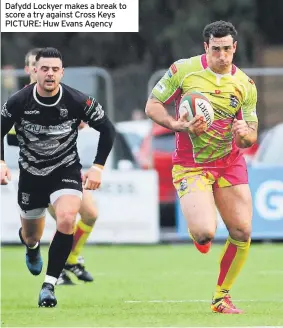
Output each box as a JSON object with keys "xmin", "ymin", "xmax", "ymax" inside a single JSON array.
[{"xmin": 1, "ymin": 169, "xmax": 160, "ymax": 244}]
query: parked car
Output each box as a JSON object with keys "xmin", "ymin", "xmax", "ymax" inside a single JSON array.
[{"xmin": 116, "ymin": 119, "xmax": 151, "ymax": 160}]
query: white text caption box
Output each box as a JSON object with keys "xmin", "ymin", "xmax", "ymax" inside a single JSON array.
[{"xmin": 1, "ymin": 0, "xmax": 139, "ymax": 32}]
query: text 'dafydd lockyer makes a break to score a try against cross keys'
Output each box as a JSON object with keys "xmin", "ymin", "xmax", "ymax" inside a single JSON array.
[{"xmin": 1, "ymin": 0, "xmax": 139, "ymax": 32}]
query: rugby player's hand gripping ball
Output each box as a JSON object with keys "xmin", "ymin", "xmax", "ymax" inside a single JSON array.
[{"xmin": 179, "ymin": 92, "xmax": 214, "ymax": 131}]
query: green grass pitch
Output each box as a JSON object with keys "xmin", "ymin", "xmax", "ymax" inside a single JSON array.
[{"xmin": 1, "ymin": 243, "xmax": 283, "ymax": 327}]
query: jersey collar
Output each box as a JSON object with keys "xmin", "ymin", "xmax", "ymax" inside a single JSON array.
[
  {"xmin": 201, "ymin": 54, "xmax": 237, "ymax": 75},
  {"xmin": 33, "ymin": 84, "xmax": 63, "ymax": 107}
]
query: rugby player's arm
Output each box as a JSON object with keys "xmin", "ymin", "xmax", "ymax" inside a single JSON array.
[
  {"xmin": 145, "ymin": 94, "xmax": 179, "ymax": 131},
  {"xmin": 90, "ymin": 116, "xmax": 116, "ymax": 167},
  {"xmin": 145, "ymin": 65, "xmax": 202, "ymax": 133},
  {"xmin": 81, "ymin": 97, "xmax": 116, "ymax": 167},
  {"xmin": 145, "ymin": 65, "xmax": 184, "ymax": 131},
  {"xmin": 1, "ymin": 101, "xmax": 17, "ymax": 162},
  {"xmin": 235, "ymin": 121, "xmax": 258, "ymax": 148},
  {"xmin": 236, "ymin": 80, "xmax": 258, "ymax": 148}
]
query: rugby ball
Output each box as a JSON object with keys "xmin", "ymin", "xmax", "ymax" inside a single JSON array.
[{"xmin": 179, "ymin": 92, "xmax": 214, "ymax": 128}]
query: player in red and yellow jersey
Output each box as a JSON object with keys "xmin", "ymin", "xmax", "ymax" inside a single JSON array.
[{"xmin": 146, "ymin": 21, "xmax": 258, "ymax": 314}]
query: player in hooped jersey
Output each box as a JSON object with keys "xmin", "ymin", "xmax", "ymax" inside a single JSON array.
[
  {"xmin": 0, "ymin": 48, "xmax": 116, "ymax": 307},
  {"xmin": 22, "ymin": 48, "xmax": 99, "ymax": 286},
  {"xmin": 146, "ymin": 21, "xmax": 258, "ymax": 314}
]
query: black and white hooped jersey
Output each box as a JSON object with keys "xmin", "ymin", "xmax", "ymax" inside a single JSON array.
[{"xmin": 1, "ymin": 83, "xmax": 107, "ymax": 176}]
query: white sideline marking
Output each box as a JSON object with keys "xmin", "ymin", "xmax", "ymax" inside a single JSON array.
[
  {"xmin": 91, "ymin": 270, "xmax": 283, "ymax": 277},
  {"xmin": 125, "ymin": 299, "xmax": 283, "ymax": 303},
  {"xmin": 49, "ymin": 326, "xmax": 282, "ymax": 328}
]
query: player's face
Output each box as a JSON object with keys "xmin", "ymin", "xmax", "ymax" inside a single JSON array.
[
  {"xmin": 24, "ymin": 55, "xmax": 37, "ymax": 83},
  {"xmin": 204, "ymin": 35, "xmax": 237, "ymax": 73},
  {"xmin": 35, "ymin": 57, "xmax": 64, "ymax": 93}
]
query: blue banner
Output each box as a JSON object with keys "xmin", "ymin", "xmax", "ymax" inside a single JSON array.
[{"xmin": 176, "ymin": 166, "xmax": 283, "ymax": 240}]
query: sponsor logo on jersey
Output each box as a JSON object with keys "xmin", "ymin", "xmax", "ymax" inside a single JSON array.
[
  {"xmin": 170, "ymin": 64, "xmax": 178, "ymax": 75},
  {"xmin": 229, "ymin": 95, "xmax": 239, "ymax": 108},
  {"xmin": 22, "ymin": 119, "xmax": 74, "ymax": 135},
  {"xmin": 179, "ymin": 178, "xmax": 188, "ymax": 192},
  {"xmin": 59, "ymin": 108, "xmax": 68, "ymax": 118},
  {"xmin": 214, "ymin": 107, "xmax": 234, "ymax": 118},
  {"xmin": 86, "ymin": 98, "xmax": 92, "ymax": 107},
  {"xmin": 28, "ymin": 140, "xmax": 60, "ymax": 153},
  {"xmin": 156, "ymin": 82, "xmax": 165, "ymax": 93},
  {"xmin": 21, "ymin": 192, "xmax": 30, "ymax": 205},
  {"xmin": 24, "ymin": 110, "xmax": 40, "ymax": 115},
  {"xmin": 85, "ymin": 98, "xmax": 95, "ymax": 116},
  {"xmin": 62, "ymin": 178, "xmax": 78, "ymax": 184}
]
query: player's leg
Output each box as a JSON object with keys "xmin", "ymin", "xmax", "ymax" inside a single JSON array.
[
  {"xmin": 20, "ymin": 215, "xmax": 45, "ymax": 246},
  {"xmin": 38, "ymin": 191, "xmax": 82, "ymax": 307},
  {"xmin": 65, "ymin": 190, "xmax": 97, "ymax": 282},
  {"xmin": 211, "ymin": 156, "xmax": 251, "ymax": 314},
  {"xmin": 47, "ymin": 204, "xmax": 75, "ymax": 285},
  {"xmin": 38, "ymin": 164, "xmax": 84, "ymax": 307},
  {"xmin": 50, "ymin": 190, "xmax": 97, "ymax": 285},
  {"xmin": 47, "ymin": 204, "xmax": 56, "ymax": 219},
  {"xmin": 18, "ymin": 174, "xmax": 48, "ymax": 276},
  {"xmin": 19, "ymin": 211, "xmax": 45, "ymax": 275},
  {"xmin": 173, "ymin": 165, "xmax": 217, "ymax": 253}
]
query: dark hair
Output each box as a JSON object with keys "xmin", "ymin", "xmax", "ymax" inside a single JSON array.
[
  {"xmin": 35, "ymin": 47, "xmax": 63, "ymax": 63},
  {"xmin": 25, "ymin": 48, "xmax": 42, "ymax": 66},
  {"xmin": 203, "ymin": 21, "xmax": 237, "ymax": 44}
]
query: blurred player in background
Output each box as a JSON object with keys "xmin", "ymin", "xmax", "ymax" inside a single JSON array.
[
  {"xmin": 146, "ymin": 21, "xmax": 258, "ymax": 314},
  {"xmin": 5, "ymin": 49, "xmax": 42, "ymax": 146},
  {"xmin": 1, "ymin": 47, "xmax": 116, "ymax": 307},
  {"xmin": 19, "ymin": 48, "xmax": 99, "ymax": 285},
  {"xmin": 24, "ymin": 48, "xmax": 41, "ymax": 84}
]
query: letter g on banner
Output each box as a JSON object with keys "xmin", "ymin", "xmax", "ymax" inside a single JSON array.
[{"xmin": 255, "ymin": 180, "xmax": 283, "ymax": 220}]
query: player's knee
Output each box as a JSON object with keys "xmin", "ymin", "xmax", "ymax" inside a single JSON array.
[
  {"xmin": 80, "ymin": 208, "xmax": 98, "ymax": 226},
  {"xmin": 25, "ymin": 236, "xmax": 40, "ymax": 247},
  {"xmin": 81, "ymin": 215, "xmax": 97, "ymax": 226},
  {"xmin": 193, "ymin": 231, "xmax": 214, "ymax": 245},
  {"xmin": 229, "ymin": 226, "xmax": 251, "ymax": 242},
  {"xmin": 56, "ymin": 209, "xmax": 77, "ymax": 233}
]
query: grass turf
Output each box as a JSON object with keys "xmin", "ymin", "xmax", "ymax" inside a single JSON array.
[{"xmin": 1, "ymin": 243, "xmax": 283, "ymax": 327}]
